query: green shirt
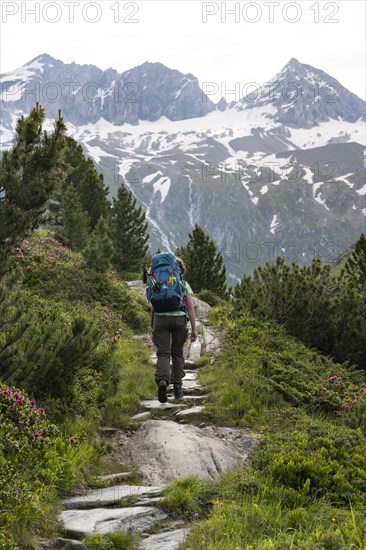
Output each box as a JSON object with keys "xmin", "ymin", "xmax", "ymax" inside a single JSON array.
[{"xmin": 153, "ymin": 280, "xmax": 193, "ymax": 317}]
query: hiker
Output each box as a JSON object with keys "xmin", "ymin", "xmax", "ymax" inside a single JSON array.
[{"xmin": 145, "ymin": 253, "xmax": 197, "ymax": 403}]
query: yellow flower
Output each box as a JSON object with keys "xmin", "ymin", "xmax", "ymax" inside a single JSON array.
[
  {"xmin": 168, "ymin": 276, "xmax": 176, "ymax": 285},
  {"xmin": 253, "ymin": 503, "xmax": 259, "ymax": 508}
]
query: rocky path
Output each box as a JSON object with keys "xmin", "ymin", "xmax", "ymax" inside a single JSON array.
[{"xmin": 58, "ymin": 284, "xmax": 257, "ymax": 549}]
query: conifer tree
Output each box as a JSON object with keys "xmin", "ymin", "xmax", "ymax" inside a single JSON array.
[
  {"xmin": 49, "ymin": 137, "xmax": 109, "ymax": 231},
  {"xmin": 83, "ymin": 216, "xmax": 114, "ymax": 272},
  {"xmin": 341, "ymin": 233, "xmax": 366, "ymax": 293},
  {"xmin": 0, "ymin": 105, "xmax": 66, "ymax": 273},
  {"xmin": 177, "ymin": 224, "xmax": 227, "ymax": 297},
  {"xmin": 109, "ymin": 184, "xmax": 149, "ymax": 273},
  {"xmin": 59, "ymin": 185, "xmax": 90, "ymax": 251}
]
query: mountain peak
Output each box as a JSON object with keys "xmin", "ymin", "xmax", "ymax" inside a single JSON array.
[{"xmin": 25, "ymin": 53, "xmax": 59, "ymax": 66}]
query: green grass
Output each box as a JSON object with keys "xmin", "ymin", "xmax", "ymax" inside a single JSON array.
[
  {"xmin": 158, "ymin": 308, "xmax": 366, "ymax": 549},
  {"xmin": 83, "ymin": 530, "xmax": 140, "ymax": 549}
]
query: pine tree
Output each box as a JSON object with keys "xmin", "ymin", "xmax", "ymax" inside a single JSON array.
[
  {"xmin": 109, "ymin": 184, "xmax": 149, "ymax": 273},
  {"xmin": 83, "ymin": 216, "xmax": 114, "ymax": 272},
  {"xmin": 177, "ymin": 224, "xmax": 227, "ymax": 297},
  {"xmin": 59, "ymin": 185, "xmax": 90, "ymax": 251},
  {"xmin": 48, "ymin": 137, "xmax": 109, "ymax": 231},
  {"xmin": 0, "ymin": 105, "xmax": 66, "ymax": 273},
  {"xmin": 341, "ymin": 233, "xmax": 366, "ymax": 293}
]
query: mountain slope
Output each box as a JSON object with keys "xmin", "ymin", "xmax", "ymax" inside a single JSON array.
[{"xmin": 1, "ymin": 55, "xmax": 365, "ymax": 281}]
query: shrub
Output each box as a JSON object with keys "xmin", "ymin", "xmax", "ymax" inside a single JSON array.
[{"xmin": 0, "ymin": 384, "xmax": 91, "ymax": 546}]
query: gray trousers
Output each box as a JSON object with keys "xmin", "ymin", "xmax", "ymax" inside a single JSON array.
[{"xmin": 152, "ymin": 315, "xmax": 188, "ymax": 386}]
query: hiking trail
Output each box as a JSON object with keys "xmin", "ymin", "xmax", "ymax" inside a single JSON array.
[{"xmin": 57, "ymin": 281, "xmax": 258, "ymax": 550}]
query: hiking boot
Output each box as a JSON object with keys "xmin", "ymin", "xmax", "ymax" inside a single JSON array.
[
  {"xmin": 158, "ymin": 380, "xmax": 168, "ymax": 403},
  {"xmin": 173, "ymin": 385, "xmax": 184, "ymax": 399}
]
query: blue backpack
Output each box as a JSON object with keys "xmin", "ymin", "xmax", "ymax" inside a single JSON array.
[{"xmin": 147, "ymin": 252, "xmax": 185, "ymax": 313}]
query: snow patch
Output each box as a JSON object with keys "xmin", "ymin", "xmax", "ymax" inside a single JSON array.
[
  {"xmin": 356, "ymin": 185, "xmax": 366, "ymax": 196},
  {"xmin": 270, "ymin": 214, "xmax": 279, "ymax": 234},
  {"xmin": 153, "ymin": 176, "xmax": 171, "ymax": 202},
  {"xmin": 260, "ymin": 185, "xmax": 268, "ymax": 195}
]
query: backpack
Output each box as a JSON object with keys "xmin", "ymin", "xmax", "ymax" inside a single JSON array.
[{"xmin": 146, "ymin": 252, "xmax": 185, "ymax": 313}]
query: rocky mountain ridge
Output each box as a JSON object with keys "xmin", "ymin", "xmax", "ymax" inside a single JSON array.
[{"xmin": 1, "ymin": 55, "xmax": 365, "ymax": 281}]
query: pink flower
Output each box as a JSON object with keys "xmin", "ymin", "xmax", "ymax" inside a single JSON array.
[
  {"xmin": 328, "ymin": 376, "xmax": 337, "ymax": 382},
  {"xmin": 22, "ymin": 240, "xmax": 29, "ymax": 245},
  {"xmin": 69, "ymin": 437, "xmax": 75, "ymax": 443},
  {"xmin": 13, "ymin": 392, "xmax": 22, "ymax": 399},
  {"xmin": 360, "ymin": 388, "xmax": 366, "ymax": 393},
  {"xmin": 345, "ymin": 391, "xmax": 350, "ymax": 396},
  {"xmin": 37, "ymin": 408, "xmax": 45, "ymax": 414},
  {"xmin": 352, "ymin": 399, "xmax": 360, "ymax": 404},
  {"xmin": 32, "ymin": 432, "xmax": 41, "ymax": 438},
  {"xmin": 3, "ymin": 390, "xmax": 11, "ymax": 396},
  {"xmin": 30, "ymin": 400, "xmax": 36, "ymax": 405},
  {"xmin": 342, "ymin": 403, "xmax": 350, "ymax": 409},
  {"xmin": 16, "ymin": 398, "xmax": 23, "ymax": 404}
]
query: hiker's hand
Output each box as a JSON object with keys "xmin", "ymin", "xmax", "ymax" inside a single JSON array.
[{"xmin": 190, "ymin": 330, "xmax": 197, "ymax": 342}]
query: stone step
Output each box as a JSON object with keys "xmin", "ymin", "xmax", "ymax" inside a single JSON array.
[
  {"xmin": 141, "ymin": 400, "xmax": 187, "ymax": 410},
  {"xmin": 175, "ymin": 406, "xmax": 205, "ymax": 417},
  {"xmin": 132, "ymin": 411, "xmax": 152, "ymax": 421},
  {"xmin": 62, "ymin": 485, "xmax": 163, "ymax": 510},
  {"xmin": 60, "ymin": 507, "xmax": 167, "ymax": 539},
  {"xmin": 139, "ymin": 528, "xmax": 191, "ymax": 550},
  {"xmin": 57, "ymin": 538, "xmax": 87, "ymax": 549}
]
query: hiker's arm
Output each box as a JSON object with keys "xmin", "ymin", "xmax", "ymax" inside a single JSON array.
[{"xmin": 185, "ymin": 294, "xmax": 197, "ymax": 342}]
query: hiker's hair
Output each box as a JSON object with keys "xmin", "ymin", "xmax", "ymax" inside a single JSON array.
[{"xmin": 175, "ymin": 256, "xmax": 186, "ymax": 275}]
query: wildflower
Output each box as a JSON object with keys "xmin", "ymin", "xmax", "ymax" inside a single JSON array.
[
  {"xmin": 69, "ymin": 437, "xmax": 76, "ymax": 443},
  {"xmin": 37, "ymin": 407, "xmax": 45, "ymax": 414},
  {"xmin": 352, "ymin": 398, "xmax": 360, "ymax": 404},
  {"xmin": 253, "ymin": 503, "xmax": 259, "ymax": 508},
  {"xmin": 16, "ymin": 398, "xmax": 23, "ymax": 404},
  {"xmin": 30, "ymin": 399, "xmax": 36, "ymax": 405},
  {"xmin": 360, "ymin": 388, "xmax": 366, "ymax": 393},
  {"xmin": 22, "ymin": 239, "xmax": 29, "ymax": 245},
  {"xmin": 32, "ymin": 432, "xmax": 41, "ymax": 438},
  {"xmin": 342, "ymin": 403, "xmax": 350, "ymax": 409},
  {"xmin": 3, "ymin": 389, "xmax": 11, "ymax": 396},
  {"xmin": 328, "ymin": 376, "xmax": 337, "ymax": 382},
  {"xmin": 345, "ymin": 391, "xmax": 350, "ymax": 396},
  {"xmin": 13, "ymin": 392, "xmax": 22, "ymax": 399}
]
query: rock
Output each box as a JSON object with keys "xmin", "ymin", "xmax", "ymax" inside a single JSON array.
[
  {"xmin": 175, "ymin": 406, "xmax": 205, "ymax": 416},
  {"xmin": 192, "ymin": 297, "xmax": 211, "ymax": 319},
  {"xmin": 98, "ymin": 427, "xmax": 119, "ymax": 436},
  {"xmin": 62, "ymin": 485, "xmax": 163, "ymax": 510},
  {"xmin": 134, "ymin": 496, "xmax": 162, "ymax": 506},
  {"xmin": 181, "ymin": 378, "xmax": 201, "ymax": 395},
  {"xmin": 118, "ymin": 420, "xmax": 257, "ymax": 485},
  {"xmin": 132, "ymin": 334, "xmax": 150, "ymax": 342},
  {"xmin": 185, "ymin": 339, "xmax": 202, "ymax": 363},
  {"xmin": 181, "ymin": 395, "xmax": 207, "ymax": 401},
  {"xmin": 184, "ymin": 360, "xmax": 197, "ymax": 369},
  {"xmin": 132, "ymin": 411, "xmax": 152, "ymax": 421},
  {"xmin": 57, "ymin": 538, "xmax": 87, "ymax": 549},
  {"xmin": 97, "ymin": 472, "xmax": 131, "ymax": 482},
  {"xmin": 141, "ymin": 400, "xmax": 187, "ymax": 410},
  {"xmin": 60, "ymin": 507, "xmax": 167, "ymax": 538},
  {"xmin": 202, "ymin": 325, "xmax": 222, "ymax": 353},
  {"xmin": 139, "ymin": 528, "xmax": 191, "ymax": 550}
]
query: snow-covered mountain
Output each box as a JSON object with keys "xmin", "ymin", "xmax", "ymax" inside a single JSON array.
[{"xmin": 1, "ymin": 55, "xmax": 365, "ymax": 281}]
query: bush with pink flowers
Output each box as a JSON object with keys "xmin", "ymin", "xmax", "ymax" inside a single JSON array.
[{"xmin": 0, "ymin": 383, "xmax": 91, "ymax": 547}]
